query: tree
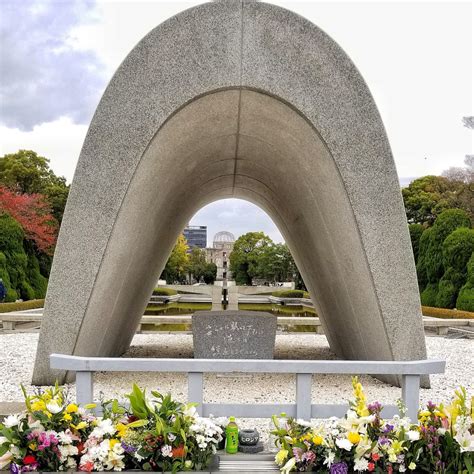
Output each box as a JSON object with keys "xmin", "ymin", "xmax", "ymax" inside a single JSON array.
[
  {"xmin": 408, "ymin": 223, "xmax": 424, "ymax": 263},
  {"xmin": 160, "ymin": 235, "xmax": 189, "ymax": 284},
  {"xmin": 202, "ymin": 262, "xmax": 217, "ymax": 284},
  {"xmin": 417, "ymin": 209, "xmax": 472, "ymax": 307},
  {"xmin": 457, "ymin": 253, "xmax": 474, "ymax": 311},
  {"xmin": 0, "ymin": 150, "xmax": 69, "ymax": 223},
  {"xmin": 0, "ymin": 186, "xmax": 57, "ymax": 255},
  {"xmin": 0, "ymin": 213, "xmax": 48, "ymax": 301},
  {"xmin": 402, "ymin": 175, "xmax": 466, "ymax": 225},
  {"xmin": 186, "ymin": 247, "xmax": 207, "ymax": 282},
  {"xmin": 229, "ymin": 232, "xmax": 273, "ymax": 285}
]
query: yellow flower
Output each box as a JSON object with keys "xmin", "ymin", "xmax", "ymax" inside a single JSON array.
[
  {"xmin": 109, "ymin": 439, "xmax": 120, "ymax": 448},
  {"xmin": 66, "ymin": 404, "xmax": 78, "ymax": 413},
  {"xmin": 28, "ymin": 442, "xmax": 37, "ymax": 451},
  {"xmin": 116, "ymin": 423, "xmax": 128, "ymax": 438},
  {"xmin": 312, "ymin": 435, "xmax": 323, "ymax": 445},
  {"xmin": 408, "ymin": 462, "xmax": 416, "ymax": 470},
  {"xmin": 63, "ymin": 413, "xmax": 72, "ymax": 422},
  {"xmin": 84, "ymin": 403, "xmax": 97, "ymax": 410},
  {"xmin": 347, "ymin": 432, "xmax": 361, "ymax": 444},
  {"xmin": 72, "ymin": 421, "xmax": 87, "ymax": 430},
  {"xmin": 31, "ymin": 400, "xmax": 46, "ymax": 412},
  {"xmin": 391, "ymin": 440, "xmax": 404, "ymax": 454},
  {"xmin": 275, "ymin": 449, "xmax": 288, "ymax": 466}
]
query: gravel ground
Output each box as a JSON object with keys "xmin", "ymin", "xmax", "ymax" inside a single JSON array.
[{"xmin": 0, "ymin": 333, "xmax": 472, "ymax": 441}]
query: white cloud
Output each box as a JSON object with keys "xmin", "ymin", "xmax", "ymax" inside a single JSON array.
[{"xmin": 0, "ymin": 117, "xmax": 88, "ymax": 182}]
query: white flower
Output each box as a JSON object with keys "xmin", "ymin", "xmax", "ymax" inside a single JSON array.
[
  {"xmin": 399, "ymin": 464, "xmax": 407, "ymax": 472},
  {"xmin": 281, "ymin": 457, "xmax": 296, "ymax": 474},
  {"xmin": 184, "ymin": 405, "xmax": 197, "ymax": 418},
  {"xmin": 90, "ymin": 418, "xmax": 116, "ymax": 438},
  {"xmin": 46, "ymin": 400, "xmax": 63, "ymax": 414},
  {"xmin": 3, "ymin": 414, "xmax": 21, "ymax": 428},
  {"xmin": 354, "ymin": 457, "xmax": 369, "ymax": 471},
  {"xmin": 0, "ymin": 436, "xmax": 7, "ymax": 444},
  {"xmin": 336, "ymin": 438, "xmax": 353, "ymax": 451},
  {"xmin": 406, "ymin": 430, "xmax": 420, "ymax": 441},
  {"xmin": 58, "ymin": 431, "xmax": 73, "ymax": 444},
  {"xmin": 185, "ymin": 460, "xmax": 193, "ymax": 468},
  {"xmin": 59, "ymin": 444, "xmax": 78, "ymax": 458},
  {"xmin": 161, "ymin": 445, "xmax": 173, "ymax": 457},
  {"xmin": 323, "ymin": 451, "xmax": 335, "ymax": 466}
]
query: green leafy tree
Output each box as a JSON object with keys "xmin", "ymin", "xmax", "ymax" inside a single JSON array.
[
  {"xmin": 0, "ymin": 150, "xmax": 69, "ymax": 223},
  {"xmin": 402, "ymin": 175, "xmax": 469, "ymax": 225},
  {"xmin": 229, "ymin": 232, "xmax": 273, "ymax": 285},
  {"xmin": 408, "ymin": 223, "xmax": 425, "ymax": 263},
  {"xmin": 0, "ymin": 213, "xmax": 48, "ymax": 301},
  {"xmin": 160, "ymin": 235, "xmax": 189, "ymax": 284},
  {"xmin": 457, "ymin": 253, "xmax": 474, "ymax": 311},
  {"xmin": 417, "ymin": 210, "xmax": 472, "ymax": 307},
  {"xmin": 202, "ymin": 262, "xmax": 217, "ymax": 284}
]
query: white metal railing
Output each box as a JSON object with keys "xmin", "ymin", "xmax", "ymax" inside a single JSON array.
[{"xmin": 50, "ymin": 354, "xmax": 445, "ymax": 421}]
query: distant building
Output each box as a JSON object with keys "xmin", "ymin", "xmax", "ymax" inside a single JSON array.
[
  {"xmin": 205, "ymin": 231, "xmax": 235, "ymax": 280},
  {"xmin": 183, "ymin": 225, "xmax": 207, "ymax": 249}
]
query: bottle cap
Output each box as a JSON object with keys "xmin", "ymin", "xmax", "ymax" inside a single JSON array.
[{"xmin": 229, "ymin": 416, "xmax": 235, "ymax": 422}]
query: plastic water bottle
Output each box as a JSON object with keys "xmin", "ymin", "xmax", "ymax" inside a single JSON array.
[{"xmin": 225, "ymin": 417, "xmax": 239, "ymax": 454}]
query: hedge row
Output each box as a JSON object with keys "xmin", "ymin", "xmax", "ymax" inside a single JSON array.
[
  {"xmin": 0, "ymin": 298, "xmax": 45, "ymax": 313},
  {"xmin": 152, "ymin": 287, "xmax": 178, "ymax": 296},
  {"xmin": 271, "ymin": 289, "xmax": 310, "ymax": 298},
  {"xmin": 421, "ymin": 305, "xmax": 474, "ymax": 319}
]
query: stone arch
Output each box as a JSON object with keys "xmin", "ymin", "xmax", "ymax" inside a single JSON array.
[{"xmin": 33, "ymin": 0, "xmax": 426, "ymax": 385}]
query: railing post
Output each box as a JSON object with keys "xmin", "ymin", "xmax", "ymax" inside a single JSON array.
[
  {"xmin": 402, "ymin": 374, "xmax": 420, "ymax": 421},
  {"xmin": 188, "ymin": 372, "xmax": 204, "ymax": 416},
  {"xmin": 76, "ymin": 371, "xmax": 94, "ymax": 406},
  {"xmin": 296, "ymin": 373, "xmax": 312, "ymax": 420}
]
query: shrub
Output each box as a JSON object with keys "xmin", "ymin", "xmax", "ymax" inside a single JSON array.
[
  {"xmin": 0, "ymin": 298, "xmax": 45, "ymax": 313},
  {"xmin": 408, "ymin": 223, "xmax": 424, "ymax": 262},
  {"xmin": 435, "ymin": 268, "xmax": 465, "ymax": 309},
  {"xmin": 457, "ymin": 253, "xmax": 474, "ymax": 311},
  {"xmin": 271, "ymin": 289, "xmax": 310, "ymax": 298},
  {"xmin": 417, "ymin": 209, "xmax": 471, "ymax": 286},
  {"xmin": 442, "ymin": 227, "xmax": 474, "ymax": 273},
  {"xmin": 420, "ymin": 283, "xmax": 438, "ymax": 306},
  {"xmin": 152, "ymin": 287, "xmax": 177, "ymax": 296}
]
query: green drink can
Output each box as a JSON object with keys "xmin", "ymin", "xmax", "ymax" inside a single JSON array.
[{"xmin": 225, "ymin": 416, "xmax": 239, "ymax": 454}]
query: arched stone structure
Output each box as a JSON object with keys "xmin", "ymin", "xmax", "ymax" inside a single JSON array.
[{"xmin": 33, "ymin": 0, "xmax": 427, "ymax": 385}]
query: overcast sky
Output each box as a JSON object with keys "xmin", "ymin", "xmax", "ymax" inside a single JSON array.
[{"xmin": 0, "ymin": 0, "xmax": 472, "ymax": 245}]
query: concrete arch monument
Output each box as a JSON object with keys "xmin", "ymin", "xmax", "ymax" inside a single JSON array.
[{"xmin": 33, "ymin": 0, "xmax": 427, "ymax": 385}]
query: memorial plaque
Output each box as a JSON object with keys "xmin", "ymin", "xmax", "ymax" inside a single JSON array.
[{"xmin": 192, "ymin": 311, "xmax": 277, "ymax": 359}]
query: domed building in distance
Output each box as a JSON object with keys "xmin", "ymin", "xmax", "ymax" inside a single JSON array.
[{"xmin": 205, "ymin": 231, "xmax": 235, "ymax": 281}]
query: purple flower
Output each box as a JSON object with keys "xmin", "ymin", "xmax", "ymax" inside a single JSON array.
[
  {"xmin": 121, "ymin": 442, "xmax": 137, "ymax": 454},
  {"xmin": 427, "ymin": 401, "xmax": 436, "ymax": 410},
  {"xmin": 292, "ymin": 447, "xmax": 304, "ymax": 462},
  {"xmin": 368, "ymin": 402, "xmax": 382, "ymax": 414},
  {"xmin": 330, "ymin": 462, "xmax": 348, "ymax": 474},
  {"xmin": 10, "ymin": 463, "xmax": 21, "ymax": 474},
  {"xmin": 383, "ymin": 424, "xmax": 394, "ymax": 434},
  {"xmin": 378, "ymin": 437, "xmax": 391, "ymax": 446}
]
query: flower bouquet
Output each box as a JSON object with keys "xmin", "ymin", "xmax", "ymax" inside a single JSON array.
[
  {"xmin": 0, "ymin": 383, "xmax": 222, "ymax": 473},
  {"xmin": 272, "ymin": 377, "xmax": 474, "ymax": 473}
]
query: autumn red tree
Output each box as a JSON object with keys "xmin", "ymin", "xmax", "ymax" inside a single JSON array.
[{"xmin": 0, "ymin": 186, "xmax": 57, "ymax": 254}]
